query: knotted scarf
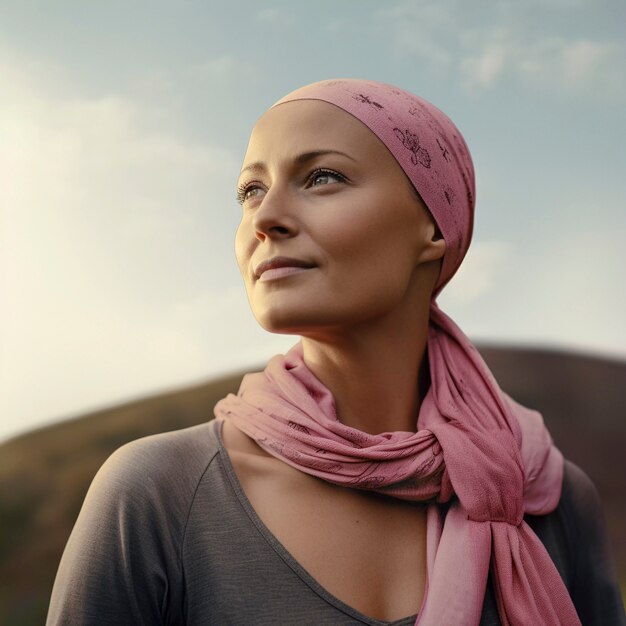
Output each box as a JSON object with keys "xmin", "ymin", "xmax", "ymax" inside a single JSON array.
[{"xmin": 214, "ymin": 79, "xmax": 581, "ymax": 625}]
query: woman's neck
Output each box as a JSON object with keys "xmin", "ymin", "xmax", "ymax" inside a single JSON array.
[{"xmin": 300, "ymin": 301, "xmax": 431, "ymax": 435}]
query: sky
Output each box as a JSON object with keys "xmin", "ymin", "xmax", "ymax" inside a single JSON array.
[{"xmin": 1, "ymin": 0, "xmax": 625, "ymax": 443}]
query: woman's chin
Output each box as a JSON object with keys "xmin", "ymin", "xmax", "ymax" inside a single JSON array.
[
  {"xmin": 253, "ymin": 306, "xmax": 341, "ymax": 337},
  {"xmin": 255, "ymin": 314, "xmax": 315, "ymax": 336}
]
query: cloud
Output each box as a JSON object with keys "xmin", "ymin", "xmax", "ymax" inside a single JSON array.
[
  {"xmin": 438, "ymin": 240, "xmax": 514, "ymax": 306},
  {"xmin": 1, "ymin": 59, "xmax": 238, "ymax": 215},
  {"xmin": 375, "ymin": 2, "xmax": 455, "ymax": 70},
  {"xmin": 461, "ymin": 34, "xmax": 625, "ymax": 96},
  {"xmin": 460, "ymin": 43, "xmax": 507, "ymax": 89},
  {"xmin": 519, "ymin": 37, "xmax": 623, "ymax": 92},
  {"xmin": 374, "ymin": 0, "xmax": 625, "ymax": 100},
  {"xmin": 516, "ymin": 229, "xmax": 625, "ymax": 356},
  {"xmin": 256, "ymin": 8, "xmax": 295, "ymax": 28},
  {"xmin": 440, "ymin": 228, "xmax": 626, "ymax": 359},
  {"xmin": 186, "ymin": 55, "xmax": 259, "ymax": 84},
  {"xmin": 0, "ymin": 52, "xmax": 247, "ymax": 442}
]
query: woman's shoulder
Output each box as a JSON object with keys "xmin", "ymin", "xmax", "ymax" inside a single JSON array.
[
  {"xmin": 46, "ymin": 421, "xmax": 225, "ymax": 625},
  {"xmin": 556, "ymin": 458, "xmax": 614, "ymax": 550},
  {"xmin": 101, "ymin": 420, "xmax": 220, "ymax": 473},
  {"xmin": 87, "ymin": 420, "xmax": 222, "ymax": 514},
  {"xmin": 560, "ymin": 459, "xmax": 602, "ymax": 510},
  {"xmin": 527, "ymin": 458, "xmax": 607, "ymax": 551},
  {"xmin": 543, "ymin": 458, "xmax": 625, "ymax": 625}
]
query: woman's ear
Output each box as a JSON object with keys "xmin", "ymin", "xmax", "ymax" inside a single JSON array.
[{"xmin": 417, "ymin": 221, "xmax": 446, "ymax": 264}]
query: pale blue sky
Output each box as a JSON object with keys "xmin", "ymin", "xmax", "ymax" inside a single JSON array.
[{"xmin": 2, "ymin": 0, "xmax": 625, "ymax": 442}]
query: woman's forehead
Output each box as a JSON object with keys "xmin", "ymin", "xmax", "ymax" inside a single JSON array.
[{"xmin": 243, "ymin": 100, "xmax": 391, "ymax": 169}]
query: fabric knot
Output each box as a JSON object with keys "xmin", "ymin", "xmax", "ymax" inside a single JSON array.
[{"xmin": 433, "ymin": 423, "xmax": 525, "ymax": 526}]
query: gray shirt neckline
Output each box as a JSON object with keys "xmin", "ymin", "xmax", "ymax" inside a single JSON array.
[{"xmin": 213, "ymin": 418, "xmax": 420, "ymax": 626}]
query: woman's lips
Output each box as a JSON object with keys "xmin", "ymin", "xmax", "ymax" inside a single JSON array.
[
  {"xmin": 254, "ymin": 255, "xmax": 316, "ymax": 279},
  {"xmin": 258, "ymin": 266, "xmax": 314, "ymax": 282}
]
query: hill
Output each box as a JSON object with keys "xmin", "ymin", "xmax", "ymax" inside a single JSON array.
[{"xmin": 0, "ymin": 345, "xmax": 624, "ymax": 624}]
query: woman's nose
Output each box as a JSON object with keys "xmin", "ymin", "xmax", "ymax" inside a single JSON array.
[{"xmin": 252, "ymin": 185, "xmax": 299, "ymax": 242}]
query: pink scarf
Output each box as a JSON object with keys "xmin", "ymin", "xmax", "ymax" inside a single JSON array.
[{"xmin": 215, "ymin": 79, "xmax": 581, "ymax": 625}]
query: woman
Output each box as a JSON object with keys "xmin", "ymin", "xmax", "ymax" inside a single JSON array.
[{"xmin": 47, "ymin": 79, "xmax": 625, "ymax": 625}]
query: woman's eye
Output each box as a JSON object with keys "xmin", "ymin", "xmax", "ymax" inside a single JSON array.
[
  {"xmin": 237, "ymin": 170, "xmax": 345, "ymax": 205},
  {"xmin": 245, "ymin": 187, "xmax": 262, "ymax": 200},
  {"xmin": 236, "ymin": 184, "xmax": 265, "ymax": 205},
  {"xmin": 310, "ymin": 170, "xmax": 344, "ymax": 187}
]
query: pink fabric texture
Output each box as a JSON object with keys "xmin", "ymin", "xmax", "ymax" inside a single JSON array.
[{"xmin": 215, "ymin": 79, "xmax": 581, "ymax": 625}]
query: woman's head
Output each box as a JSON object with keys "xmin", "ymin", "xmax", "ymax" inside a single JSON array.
[{"xmin": 235, "ymin": 79, "xmax": 475, "ymax": 336}]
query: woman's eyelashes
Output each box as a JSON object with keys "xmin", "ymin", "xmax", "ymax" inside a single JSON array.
[
  {"xmin": 236, "ymin": 181, "xmax": 263, "ymax": 205},
  {"xmin": 236, "ymin": 168, "xmax": 347, "ymax": 206},
  {"xmin": 306, "ymin": 168, "xmax": 346, "ymax": 188}
]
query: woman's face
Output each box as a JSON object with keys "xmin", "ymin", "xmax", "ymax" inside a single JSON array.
[{"xmin": 235, "ymin": 100, "xmax": 444, "ymax": 337}]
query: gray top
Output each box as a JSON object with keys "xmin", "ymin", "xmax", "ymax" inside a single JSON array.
[{"xmin": 46, "ymin": 419, "xmax": 625, "ymax": 625}]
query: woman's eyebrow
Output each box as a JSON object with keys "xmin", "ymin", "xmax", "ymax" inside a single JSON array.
[{"xmin": 239, "ymin": 149, "xmax": 357, "ymax": 177}]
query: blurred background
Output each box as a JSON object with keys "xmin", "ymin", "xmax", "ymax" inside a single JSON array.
[{"xmin": 1, "ymin": 1, "xmax": 624, "ymax": 624}]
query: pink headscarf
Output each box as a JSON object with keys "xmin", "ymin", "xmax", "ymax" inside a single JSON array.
[
  {"xmin": 215, "ymin": 79, "xmax": 580, "ymax": 625},
  {"xmin": 272, "ymin": 78, "xmax": 475, "ymax": 299}
]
